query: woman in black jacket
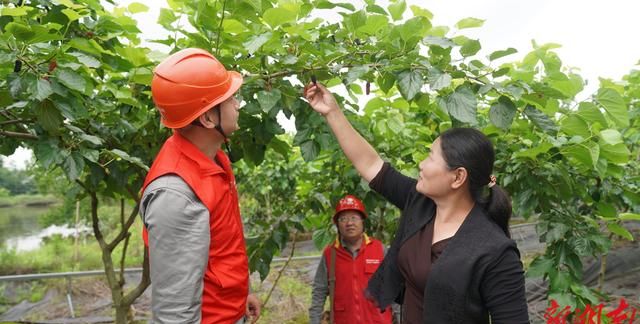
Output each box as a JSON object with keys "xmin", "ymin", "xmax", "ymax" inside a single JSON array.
[{"xmin": 304, "ymin": 83, "xmax": 529, "ymax": 324}]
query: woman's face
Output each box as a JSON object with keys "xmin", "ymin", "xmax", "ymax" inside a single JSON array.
[{"xmin": 416, "ymin": 138, "xmax": 456, "ymax": 198}]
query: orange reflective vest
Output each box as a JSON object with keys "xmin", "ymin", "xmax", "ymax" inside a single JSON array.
[
  {"xmin": 323, "ymin": 235, "xmax": 392, "ymax": 324},
  {"xmin": 142, "ymin": 132, "xmax": 248, "ymax": 323}
]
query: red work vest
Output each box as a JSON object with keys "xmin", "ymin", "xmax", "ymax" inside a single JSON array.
[
  {"xmin": 323, "ymin": 235, "xmax": 392, "ymax": 324},
  {"xmin": 142, "ymin": 132, "xmax": 248, "ymax": 324}
]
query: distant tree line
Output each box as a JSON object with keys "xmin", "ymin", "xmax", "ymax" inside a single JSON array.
[{"xmin": 0, "ymin": 160, "xmax": 36, "ymax": 195}]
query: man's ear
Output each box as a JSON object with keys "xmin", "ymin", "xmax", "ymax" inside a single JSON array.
[
  {"xmin": 198, "ymin": 110, "xmax": 217, "ymax": 128},
  {"xmin": 451, "ymin": 167, "xmax": 468, "ymax": 189}
]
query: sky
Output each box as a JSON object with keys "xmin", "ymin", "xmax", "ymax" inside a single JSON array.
[{"xmin": 2, "ymin": 0, "xmax": 639, "ymax": 170}]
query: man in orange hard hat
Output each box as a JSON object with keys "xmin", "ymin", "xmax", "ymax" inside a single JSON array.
[
  {"xmin": 140, "ymin": 48, "xmax": 260, "ymax": 324},
  {"xmin": 309, "ymin": 195, "xmax": 392, "ymax": 324}
]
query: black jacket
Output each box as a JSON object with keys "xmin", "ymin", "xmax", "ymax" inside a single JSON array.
[{"xmin": 366, "ymin": 163, "xmax": 529, "ymax": 324}]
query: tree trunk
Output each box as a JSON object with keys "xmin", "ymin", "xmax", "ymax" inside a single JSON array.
[{"xmin": 80, "ymin": 181, "xmax": 151, "ymax": 323}]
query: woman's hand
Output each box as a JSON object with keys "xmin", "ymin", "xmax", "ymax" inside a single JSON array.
[{"xmin": 303, "ymin": 82, "xmax": 340, "ymax": 116}]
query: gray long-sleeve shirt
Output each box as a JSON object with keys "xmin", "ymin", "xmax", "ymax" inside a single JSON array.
[{"xmin": 140, "ymin": 175, "xmax": 210, "ymax": 324}]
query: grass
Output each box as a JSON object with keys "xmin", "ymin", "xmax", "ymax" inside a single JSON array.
[
  {"xmin": 0, "ymin": 279, "xmax": 53, "ymax": 314},
  {"xmin": 0, "ymin": 194, "xmax": 57, "ymax": 207},
  {"xmin": 255, "ymin": 265, "xmax": 315, "ymax": 324}
]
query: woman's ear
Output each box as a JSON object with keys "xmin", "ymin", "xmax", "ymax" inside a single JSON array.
[{"xmin": 451, "ymin": 167, "xmax": 468, "ymax": 189}]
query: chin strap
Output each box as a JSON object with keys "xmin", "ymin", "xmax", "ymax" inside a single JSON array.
[{"xmin": 213, "ymin": 107, "xmax": 233, "ymax": 155}]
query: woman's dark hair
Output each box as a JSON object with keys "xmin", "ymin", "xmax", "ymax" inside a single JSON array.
[{"xmin": 439, "ymin": 128, "xmax": 512, "ymax": 238}]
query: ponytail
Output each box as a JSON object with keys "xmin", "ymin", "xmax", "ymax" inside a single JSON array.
[{"xmin": 486, "ymin": 184, "xmax": 512, "ymax": 238}]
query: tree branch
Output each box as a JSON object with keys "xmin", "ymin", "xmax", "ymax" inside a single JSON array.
[
  {"xmin": 215, "ymin": 0, "xmax": 228, "ymax": 56},
  {"xmin": 119, "ymin": 232, "xmax": 131, "ymax": 287},
  {"xmin": 0, "ymin": 130, "xmax": 38, "ymax": 140},
  {"xmin": 78, "ymin": 180, "xmax": 118, "ymax": 294},
  {"xmin": 107, "ymin": 203, "xmax": 139, "ymax": 251},
  {"xmin": 82, "ymin": 184, "xmax": 105, "ymax": 247},
  {"xmin": 123, "ymin": 245, "xmax": 151, "ymax": 305},
  {"xmin": 261, "ymin": 232, "xmax": 297, "ymax": 311},
  {"xmin": 0, "ymin": 119, "xmax": 31, "ymax": 126}
]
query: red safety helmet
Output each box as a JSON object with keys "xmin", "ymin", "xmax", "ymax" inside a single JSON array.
[
  {"xmin": 333, "ymin": 195, "xmax": 367, "ymax": 223},
  {"xmin": 151, "ymin": 48, "xmax": 243, "ymax": 128}
]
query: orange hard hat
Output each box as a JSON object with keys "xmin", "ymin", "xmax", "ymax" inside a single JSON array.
[
  {"xmin": 151, "ymin": 48, "xmax": 243, "ymax": 128},
  {"xmin": 333, "ymin": 195, "xmax": 367, "ymax": 223}
]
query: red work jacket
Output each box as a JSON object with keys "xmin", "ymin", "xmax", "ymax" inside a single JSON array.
[
  {"xmin": 323, "ymin": 234, "xmax": 392, "ymax": 324},
  {"xmin": 142, "ymin": 132, "xmax": 248, "ymax": 323}
]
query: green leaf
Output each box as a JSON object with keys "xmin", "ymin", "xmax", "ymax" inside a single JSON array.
[
  {"xmin": 128, "ymin": 2, "xmax": 149, "ymax": 13},
  {"xmin": 397, "ymin": 70, "xmax": 422, "ymax": 101},
  {"xmin": 365, "ymin": 4, "xmax": 386, "ymax": 15},
  {"xmin": 377, "ymin": 72, "xmax": 395, "ymax": 94},
  {"xmin": 577, "ymin": 102, "xmax": 608, "ymax": 127},
  {"xmin": 5, "ymin": 22, "xmax": 35, "ymax": 41},
  {"xmin": 222, "ymin": 19, "xmax": 248, "ymax": 34},
  {"xmin": 455, "ymin": 17, "xmax": 484, "ymax": 29},
  {"xmin": 527, "ymin": 256, "xmax": 553, "ymax": 277},
  {"xmin": 115, "ymin": 46, "xmax": 150, "ymax": 67},
  {"xmin": 619, "ymin": 213, "xmax": 640, "ymax": 221},
  {"xmin": 410, "ymin": 5, "xmax": 433, "ymax": 19},
  {"xmin": 489, "ymin": 96, "xmax": 516, "ymax": 129},
  {"xmin": 34, "ymin": 79, "xmax": 54, "ymax": 101},
  {"xmin": 57, "ymin": 0, "xmax": 84, "ymax": 9},
  {"xmin": 607, "ymin": 223, "xmax": 634, "ymax": 241},
  {"xmin": 158, "ymin": 8, "xmax": 178, "ymax": 29},
  {"xmin": 108, "ymin": 149, "xmax": 149, "ymax": 171},
  {"xmin": 300, "ymin": 140, "xmax": 320, "ymax": 161},
  {"xmin": 428, "ymin": 69, "xmax": 451, "ymax": 91},
  {"xmin": 597, "ymin": 88, "xmax": 628, "ymax": 127},
  {"xmin": 492, "ymin": 67, "xmax": 510, "ymax": 78},
  {"xmin": 54, "ymin": 69, "xmax": 86, "ymax": 93},
  {"xmin": 80, "ymin": 148, "xmax": 99, "ymax": 163},
  {"xmin": 599, "ymin": 143, "xmax": 630, "ymax": 164},
  {"xmin": 257, "ymin": 89, "xmax": 282, "ymax": 113},
  {"xmin": 359, "ymin": 14, "xmax": 388, "ymax": 35},
  {"xmin": 68, "ymin": 52, "xmax": 101, "ymax": 68},
  {"xmin": 438, "ymin": 86, "xmax": 477, "ymax": 124},
  {"xmin": 489, "ymin": 48, "xmax": 517, "ymax": 61},
  {"xmin": 62, "ymin": 152, "xmax": 85, "ymax": 181},
  {"xmin": 344, "ymin": 10, "xmax": 366, "ymax": 31},
  {"xmin": 399, "ymin": 16, "xmax": 431, "ymax": 41},
  {"xmin": 423, "ymin": 36, "xmax": 455, "ymax": 48},
  {"xmin": 460, "ymin": 39, "xmax": 481, "ymax": 57},
  {"xmin": 35, "ymin": 100, "xmax": 63, "ymax": 133},
  {"xmin": 80, "ymin": 134, "xmax": 103, "ymax": 146},
  {"xmin": 563, "ymin": 142, "xmax": 599, "ymax": 169},
  {"xmin": 345, "ymin": 65, "xmax": 369, "ymax": 84},
  {"xmin": 263, "ymin": 8, "xmax": 297, "ymax": 28},
  {"xmin": 1, "ymin": 6, "xmax": 34, "ymax": 16},
  {"xmin": 388, "ymin": 0, "xmax": 406, "ymax": 21},
  {"xmin": 514, "ymin": 142, "xmax": 553, "ymax": 159},
  {"xmin": 244, "ymin": 32, "xmax": 272, "ymax": 54},
  {"xmin": 34, "ymin": 140, "xmax": 62, "ymax": 168},
  {"xmin": 61, "ymin": 8, "xmax": 82, "ymax": 21},
  {"xmin": 68, "ymin": 38, "xmax": 104, "ymax": 56},
  {"xmin": 560, "ymin": 115, "xmax": 590, "ymax": 138},
  {"xmin": 599, "ymin": 129, "xmax": 623, "ymax": 145},
  {"xmin": 524, "ymin": 105, "xmax": 558, "ymax": 134}
]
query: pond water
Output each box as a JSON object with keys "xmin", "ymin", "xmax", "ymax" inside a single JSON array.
[{"xmin": 0, "ymin": 204, "xmax": 89, "ymax": 252}]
